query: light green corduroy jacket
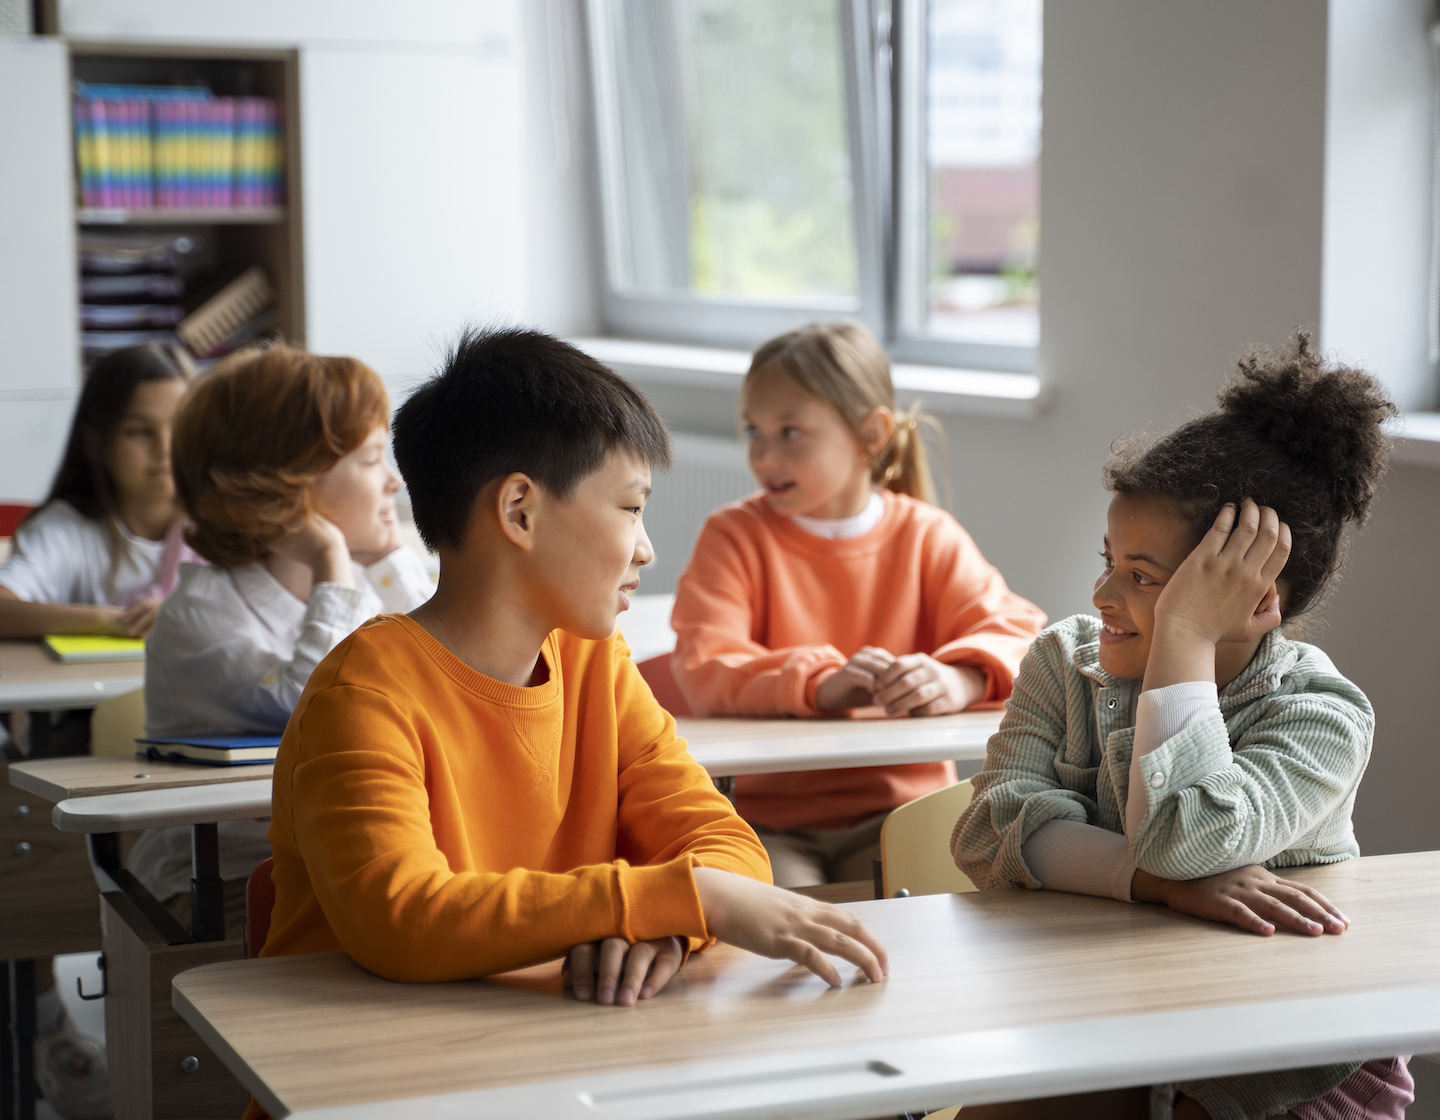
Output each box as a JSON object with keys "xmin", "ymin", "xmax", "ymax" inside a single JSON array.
[{"xmin": 952, "ymin": 614, "xmax": 1376, "ymax": 1120}]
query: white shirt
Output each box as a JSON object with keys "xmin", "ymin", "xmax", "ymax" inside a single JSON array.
[
  {"xmin": 0, "ymin": 500, "xmax": 165, "ymax": 605},
  {"xmin": 789, "ymin": 491, "xmax": 885, "ymax": 539},
  {"xmin": 129, "ymin": 548, "xmax": 434, "ymax": 901}
]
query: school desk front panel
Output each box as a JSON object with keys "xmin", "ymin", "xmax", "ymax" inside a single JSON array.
[{"xmin": 171, "ymin": 851, "xmax": 1440, "ymax": 1120}]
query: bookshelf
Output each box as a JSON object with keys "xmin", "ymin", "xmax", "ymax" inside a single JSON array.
[{"xmin": 67, "ymin": 41, "xmax": 305, "ymax": 359}]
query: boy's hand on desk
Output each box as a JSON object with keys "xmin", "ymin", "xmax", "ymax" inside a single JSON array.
[
  {"xmin": 1132, "ymin": 865, "xmax": 1348, "ymax": 936},
  {"xmin": 872, "ymin": 654, "xmax": 985, "ymax": 716},
  {"xmin": 815, "ymin": 647, "xmax": 895, "ymax": 712},
  {"xmin": 692, "ymin": 867, "xmax": 888, "ymax": 986},
  {"xmin": 564, "ymin": 936, "xmax": 684, "ymax": 1007}
]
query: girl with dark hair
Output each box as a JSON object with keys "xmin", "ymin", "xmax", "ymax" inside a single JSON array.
[
  {"xmin": 0, "ymin": 344, "xmax": 192, "ymax": 1120},
  {"xmin": 953, "ymin": 334, "xmax": 1411, "ymax": 1120},
  {"xmin": 0, "ymin": 343, "xmax": 196, "ymax": 639}
]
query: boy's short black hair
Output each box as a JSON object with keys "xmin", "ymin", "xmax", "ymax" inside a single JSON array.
[{"xmin": 394, "ymin": 327, "xmax": 672, "ymax": 551}]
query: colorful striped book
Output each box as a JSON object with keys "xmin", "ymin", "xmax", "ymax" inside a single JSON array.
[{"xmin": 73, "ymin": 82, "xmax": 285, "ymax": 213}]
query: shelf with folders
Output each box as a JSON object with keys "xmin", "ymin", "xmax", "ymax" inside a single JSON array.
[{"xmin": 69, "ymin": 43, "xmax": 304, "ymax": 365}]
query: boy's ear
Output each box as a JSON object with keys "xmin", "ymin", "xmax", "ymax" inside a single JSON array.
[{"xmin": 495, "ymin": 473, "xmax": 540, "ymax": 551}]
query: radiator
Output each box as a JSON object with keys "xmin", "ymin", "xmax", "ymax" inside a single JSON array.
[{"xmin": 642, "ymin": 432, "xmax": 755, "ymax": 595}]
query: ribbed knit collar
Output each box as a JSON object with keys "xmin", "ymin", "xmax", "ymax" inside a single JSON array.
[
  {"xmin": 749, "ymin": 489, "xmax": 904, "ymax": 557},
  {"xmin": 390, "ymin": 614, "xmax": 562, "ymax": 709}
]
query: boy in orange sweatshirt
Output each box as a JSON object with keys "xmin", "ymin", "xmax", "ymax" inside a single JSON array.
[{"xmin": 260, "ymin": 328, "xmax": 886, "ymax": 1014}]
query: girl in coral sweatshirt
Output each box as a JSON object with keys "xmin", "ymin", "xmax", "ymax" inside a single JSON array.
[{"xmin": 671, "ymin": 321, "xmax": 1045, "ymax": 886}]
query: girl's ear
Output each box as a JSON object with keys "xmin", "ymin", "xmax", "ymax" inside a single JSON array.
[{"xmin": 857, "ymin": 406, "xmax": 894, "ymax": 459}]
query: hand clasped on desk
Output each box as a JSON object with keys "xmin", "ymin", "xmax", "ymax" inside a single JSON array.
[{"xmin": 563, "ymin": 866, "xmax": 889, "ymax": 1007}]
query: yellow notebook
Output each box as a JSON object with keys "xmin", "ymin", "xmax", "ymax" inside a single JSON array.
[{"xmin": 43, "ymin": 634, "xmax": 145, "ymax": 662}]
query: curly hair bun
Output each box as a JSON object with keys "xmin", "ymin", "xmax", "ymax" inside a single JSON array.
[{"xmin": 1219, "ymin": 331, "xmax": 1396, "ymax": 525}]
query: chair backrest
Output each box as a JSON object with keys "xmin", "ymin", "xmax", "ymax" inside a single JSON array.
[
  {"xmin": 879, "ymin": 780, "xmax": 978, "ymax": 898},
  {"xmin": 245, "ymin": 857, "xmax": 276, "ymax": 958},
  {"xmin": 635, "ymin": 653, "xmax": 693, "ymax": 718},
  {"xmin": 0, "ymin": 504, "xmax": 33, "ymax": 538},
  {"xmin": 90, "ymin": 687, "xmax": 147, "ymax": 758}
]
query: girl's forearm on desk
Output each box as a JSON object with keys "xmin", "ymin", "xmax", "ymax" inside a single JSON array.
[{"xmin": 0, "ymin": 593, "xmax": 120, "ymax": 638}]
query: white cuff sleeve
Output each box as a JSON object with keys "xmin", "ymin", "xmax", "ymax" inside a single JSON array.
[
  {"xmin": 1021, "ymin": 819, "xmax": 1136, "ymax": 902},
  {"xmin": 1127, "ymin": 680, "xmax": 1221, "ymax": 838}
]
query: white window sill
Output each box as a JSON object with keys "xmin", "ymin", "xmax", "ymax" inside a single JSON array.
[
  {"xmin": 1389, "ymin": 413, "xmax": 1440, "ymax": 469},
  {"xmin": 570, "ymin": 337, "xmax": 1047, "ymax": 420}
]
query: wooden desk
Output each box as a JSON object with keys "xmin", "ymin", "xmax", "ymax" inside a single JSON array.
[
  {"xmin": 678, "ymin": 710, "xmax": 1000, "ymax": 777},
  {"xmin": 171, "ymin": 852, "xmax": 1440, "ymax": 1120},
  {"xmin": 9, "ymin": 754, "xmax": 273, "ymax": 803},
  {"xmin": 0, "ymin": 639, "xmax": 143, "ymax": 711}
]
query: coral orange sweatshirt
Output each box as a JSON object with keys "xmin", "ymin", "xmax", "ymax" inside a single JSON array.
[
  {"xmin": 261, "ymin": 613, "xmax": 771, "ymax": 980},
  {"xmin": 671, "ymin": 491, "xmax": 1046, "ymax": 831}
]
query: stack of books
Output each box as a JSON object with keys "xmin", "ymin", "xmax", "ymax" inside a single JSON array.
[
  {"xmin": 73, "ymin": 82, "xmax": 285, "ymax": 212},
  {"xmin": 78, "ymin": 230, "xmax": 197, "ymax": 359}
]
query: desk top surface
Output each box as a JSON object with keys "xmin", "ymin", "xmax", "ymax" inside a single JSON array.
[
  {"xmin": 9, "ymin": 754, "xmax": 274, "ymax": 802},
  {"xmin": 0, "ymin": 639, "xmax": 143, "ymax": 710},
  {"xmin": 12, "ymin": 712, "xmax": 999, "ymax": 803},
  {"xmin": 172, "ymin": 852, "xmax": 1440, "ymax": 1120}
]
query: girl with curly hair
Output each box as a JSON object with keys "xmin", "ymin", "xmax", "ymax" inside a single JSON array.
[{"xmin": 953, "ymin": 333, "xmax": 1410, "ymax": 1120}]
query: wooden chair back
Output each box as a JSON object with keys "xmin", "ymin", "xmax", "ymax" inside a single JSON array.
[
  {"xmin": 879, "ymin": 780, "xmax": 978, "ymax": 898},
  {"xmin": 245, "ymin": 857, "xmax": 275, "ymax": 958},
  {"xmin": 90, "ymin": 687, "xmax": 146, "ymax": 758}
]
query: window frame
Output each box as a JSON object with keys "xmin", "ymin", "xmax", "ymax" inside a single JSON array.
[{"xmin": 584, "ymin": 0, "xmax": 1039, "ymax": 374}]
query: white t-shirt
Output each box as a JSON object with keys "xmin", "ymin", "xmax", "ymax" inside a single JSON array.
[
  {"xmin": 0, "ymin": 500, "xmax": 165, "ymax": 605},
  {"xmin": 129, "ymin": 549, "xmax": 435, "ymax": 901},
  {"xmin": 790, "ymin": 491, "xmax": 886, "ymax": 540}
]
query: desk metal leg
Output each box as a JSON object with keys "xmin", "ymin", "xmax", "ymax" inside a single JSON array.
[
  {"xmin": 190, "ymin": 822, "xmax": 225, "ymax": 941},
  {"xmin": 713, "ymin": 775, "xmax": 736, "ymax": 804},
  {"xmin": 86, "ymin": 833, "xmax": 195, "ymax": 946},
  {"xmin": 6, "ymin": 960, "xmax": 36, "ymax": 1120}
]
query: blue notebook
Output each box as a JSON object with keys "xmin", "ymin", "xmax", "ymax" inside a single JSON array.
[{"xmin": 138, "ymin": 734, "xmax": 281, "ymax": 766}]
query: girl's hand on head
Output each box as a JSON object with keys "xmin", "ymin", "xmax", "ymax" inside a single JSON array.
[
  {"xmin": 872, "ymin": 655, "xmax": 985, "ymax": 717},
  {"xmin": 1133, "ymin": 864, "xmax": 1348, "ymax": 937},
  {"xmin": 563, "ymin": 935, "xmax": 685, "ymax": 1007},
  {"xmin": 1154, "ymin": 499, "xmax": 1291, "ymax": 647},
  {"xmin": 814, "ymin": 646, "xmax": 895, "ymax": 712},
  {"xmin": 269, "ymin": 513, "xmax": 353, "ymax": 586},
  {"xmin": 118, "ymin": 597, "xmax": 162, "ymax": 638}
]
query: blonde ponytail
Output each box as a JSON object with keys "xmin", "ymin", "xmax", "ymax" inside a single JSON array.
[{"xmin": 743, "ymin": 321, "xmax": 944, "ymax": 505}]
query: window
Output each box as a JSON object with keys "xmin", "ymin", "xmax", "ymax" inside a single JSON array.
[{"xmin": 587, "ymin": 0, "xmax": 1042, "ymax": 372}]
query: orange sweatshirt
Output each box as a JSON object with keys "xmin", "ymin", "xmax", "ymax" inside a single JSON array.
[
  {"xmin": 262, "ymin": 613, "xmax": 771, "ymax": 980},
  {"xmin": 671, "ymin": 491, "xmax": 1046, "ymax": 831}
]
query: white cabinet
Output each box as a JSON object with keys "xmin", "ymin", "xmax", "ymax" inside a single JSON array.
[
  {"xmin": 0, "ymin": 38, "xmax": 79, "ymax": 394},
  {"xmin": 0, "ymin": 38, "xmax": 80, "ymax": 500}
]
